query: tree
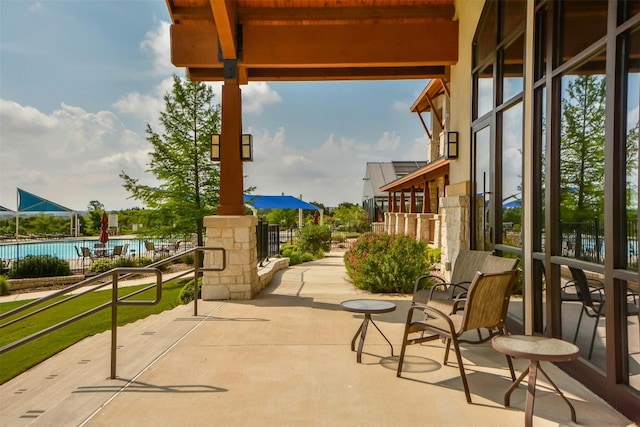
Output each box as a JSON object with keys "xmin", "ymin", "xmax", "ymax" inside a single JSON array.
[
  {"xmin": 120, "ymin": 75, "xmax": 221, "ymax": 246},
  {"xmin": 331, "ymin": 203, "xmax": 368, "ymax": 232},
  {"xmin": 85, "ymin": 200, "xmax": 104, "ymax": 235},
  {"xmin": 626, "ymin": 122, "xmax": 639, "ymax": 213},
  {"xmin": 264, "ymin": 209, "xmax": 299, "ymax": 229},
  {"xmin": 560, "ymin": 75, "xmax": 606, "ymax": 223}
]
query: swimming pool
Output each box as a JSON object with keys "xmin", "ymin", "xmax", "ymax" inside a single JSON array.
[{"xmin": 0, "ymin": 238, "xmax": 158, "ymax": 261}]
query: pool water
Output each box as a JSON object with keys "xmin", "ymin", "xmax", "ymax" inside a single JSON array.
[{"xmin": 0, "ymin": 238, "xmax": 154, "ymax": 261}]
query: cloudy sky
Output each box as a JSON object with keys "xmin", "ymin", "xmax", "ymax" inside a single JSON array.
[{"xmin": 0, "ymin": 1, "xmax": 430, "ymax": 211}]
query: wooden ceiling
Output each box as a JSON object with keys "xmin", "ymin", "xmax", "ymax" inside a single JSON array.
[{"xmin": 166, "ymin": 0, "xmax": 458, "ymax": 82}]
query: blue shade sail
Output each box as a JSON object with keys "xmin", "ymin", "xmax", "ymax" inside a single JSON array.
[
  {"xmin": 17, "ymin": 188, "xmax": 73, "ymax": 212},
  {"xmin": 243, "ymin": 195, "xmax": 319, "ymax": 210}
]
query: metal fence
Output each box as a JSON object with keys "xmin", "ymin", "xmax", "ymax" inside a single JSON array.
[
  {"xmin": 1, "ymin": 237, "xmax": 194, "ymax": 275},
  {"xmin": 560, "ymin": 218, "xmax": 638, "ymax": 268},
  {"xmin": 256, "ymin": 221, "xmax": 280, "ymax": 266}
]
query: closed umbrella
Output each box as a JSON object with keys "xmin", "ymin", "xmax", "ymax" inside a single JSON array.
[{"xmin": 99, "ymin": 212, "xmax": 109, "ymax": 244}]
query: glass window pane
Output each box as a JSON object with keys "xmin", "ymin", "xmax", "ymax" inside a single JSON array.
[
  {"xmin": 627, "ymin": 280, "xmax": 640, "ymax": 390},
  {"xmin": 501, "ymin": 102, "xmax": 523, "ymax": 247},
  {"xmin": 559, "ymin": 1, "xmax": 607, "ymax": 66},
  {"xmin": 501, "ymin": 0, "xmax": 526, "ymax": 41},
  {"xmin": 624, "ymin": 27, "xmax": 640, "ymax": 392},
  {"xmin": 474, "ymin": 127, "xmax": 491, "ymax": 251},
  {"xmin": 474, "ymin": 0, "xmax": 497, "ymax": 65},
  {"xmin": 534, "ymin": 6, "xmax": 547, "ymax": 81},
  {"xmin": 619, "ymin": 0, "xmax": 640, "ymax": 25},
  {"xmin": 539, "ymin": 87, "xmax": 547, "ymax": 251},
  {"xmin": 477, "ymin": 64, "xmax": 494, "ymax": 118},
  {"xmin": 502, "ymin": 35, "xmax": 524, "ymax": 102},
  {"xmin": 561, "ymin": 267, "xmax": 607, "ymax": 367},
  {"xmin": 625, "ymin": 28, "xmax": 639, "ymax": 271},
  {"xmin": 559, "ymin": 52, "xmax": 606, "ymax": 264}
]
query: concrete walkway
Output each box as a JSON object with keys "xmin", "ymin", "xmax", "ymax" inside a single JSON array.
[{"xmin": 0, "ymin": 252, "xmax": 636, "ymax": 426}]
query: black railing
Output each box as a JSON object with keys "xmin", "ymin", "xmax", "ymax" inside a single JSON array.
[
  {"xmin": 0, "ymin": 237, "xmax": 195, "ymax": 276},
  {"xmin": 256, "ymin": 221, "xmax": 280, "ymax": 266},
  {"xmin": 0, "ymin": 246, "xmax": 225, "ymax": 379},
  {"xmin": 560, "ymin": 218, "xmax": 638, "ymax": 268}
]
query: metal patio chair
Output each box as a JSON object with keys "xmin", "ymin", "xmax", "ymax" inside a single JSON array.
[{"xmin": 397, "ymin": 270, "xmax": 518, "ymax": 404}]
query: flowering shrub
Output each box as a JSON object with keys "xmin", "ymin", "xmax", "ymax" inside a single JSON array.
[{"xmin": 344, "ymin": 234, "xmax": 433, "ymax": 294}]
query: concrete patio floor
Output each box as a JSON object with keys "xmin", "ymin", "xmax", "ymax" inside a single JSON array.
[{"xmin": 1, "ymin": 252, "xmax": 636, "ymax": 426}]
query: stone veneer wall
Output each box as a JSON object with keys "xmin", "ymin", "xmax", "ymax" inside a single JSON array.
[
  {"xmin": 438, "ymin": 194, "xmax": 470, "ymax": 282},
  {"xmin": 416, "ymin": 213, "xmax": 435, "ymax": 243},
  {"xmin": 385, "ymin": 212, "xmax": 396, "ymax": 234},
  {"xmin": 403, "ymin": 213, "xmax": 418, "ymax": 238},
  {"xmin": 394, "ymin": 213, "xmax": 406, "ymax": 235},
  {"xmin": 202, "ymin": 215, "xmax": 258, "ymax": 300}
]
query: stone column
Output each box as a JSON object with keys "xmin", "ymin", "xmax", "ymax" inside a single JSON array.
[
  {"xmin": 416, "ymin": 213, "xmax": 431, "ymax": 242},
  {"xmin": 439, "ymin": 194, "xmax": 470, "ymax": 282},
  {"xmin": 202, "ymin": 215, "xmax": 258, "ymax": 300},
  {"xmin": 386, "ymin": 212, "xmax": 396, "ymax": 235},
  {"xmin": 394, "ymin": 213, "xmax": 405, "ymax": 235},
  {"xmin": 404, "ymin": 213, "xmax": 418, "ymax": 238}
]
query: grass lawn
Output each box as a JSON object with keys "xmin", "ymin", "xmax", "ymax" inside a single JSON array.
[{"xmin": 0, "ymin": 278, "xmax": 191, "ymax": 384}]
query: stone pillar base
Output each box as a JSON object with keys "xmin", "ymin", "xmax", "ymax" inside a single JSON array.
[{"xmin": 202, "ymin": 215, "xmax": 258, "ymax": 300}]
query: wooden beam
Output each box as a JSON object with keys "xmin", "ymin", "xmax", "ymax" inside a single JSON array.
[
  {"xmin": 237, "ymin": 5, "xmax": 455, "ymax": 25},
  {"xmin": 246, "ymin": 22, "xmax": 457, "ymax": 67},
  {"xmin": 171, "ymin": 21, "xmax": 457, "ymax": 68},
  {"xmin": 417, "ymin": 111, "xmax": 432, "ymax": 140},
  {"xmin": 210, "ymin": 0, "xmax": 237, "ymax": 59},
  {"xmin": 171, "ymin": 24, "xmax": 219, "ymax": 67},
  {"xmin": 187, "ymin": 66, "xmax": 447, "ymax": 82}
]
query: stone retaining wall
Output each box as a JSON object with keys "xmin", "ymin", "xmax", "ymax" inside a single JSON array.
[{"xmin": 8, "ymin": 275, "xmax": 85, "ymax": 291}]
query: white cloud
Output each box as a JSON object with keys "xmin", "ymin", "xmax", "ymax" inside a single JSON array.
[
  {"xmin": 392, "ymin": 101, "xmax": 409, "ymax": 112},
  {"xmin": 244, "ymin": 127, "xmax": 425, "ymax": 206},
  {"xmin": 629, "ymin": 105, "xmax": 639, "ymax": 130},
  {"xmin": 0, "ymin": 99, "xmax": 151, "ymax": 210},
  {"xmin": 112, "ymin": 77, "xmax": 171, "ymax": 130},
  {"xmin": 204, "ymin": 81, "xmax": 282, "ymax": 114},
  {"xmin": 242, "ymin": 82, "xmax": 282, "ymax": 114},
  {"xmin": 140, "ymin": 21, "xmax": 174, "ymax": 76},
  {"xmin": 28, "ymin": 2, "xmax": 44, "ymax": 14}
]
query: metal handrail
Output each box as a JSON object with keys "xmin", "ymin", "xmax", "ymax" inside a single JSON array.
[{"xmin": 0, "ymin": 246, "xmax": 226, "ymax": 379}]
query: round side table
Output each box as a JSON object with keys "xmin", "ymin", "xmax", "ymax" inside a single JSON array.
[
  {"xmin": 341, "ymin": 299, "xmax": 396, "ymax": 363},
  {"xmin": 492, "ymin": 335, "xmax": 579, "ymax": 427}
]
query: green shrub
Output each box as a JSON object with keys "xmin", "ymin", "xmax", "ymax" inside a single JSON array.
[
  {"xmin": 0, "ymin": 275, "xmax": 9, "ymax": 296},
  {"xmin": 8, "ymin": 255, "xmax": 71, "ymax": 279},
  {"xmin": 426, "ymin": 247, "xmax": 441, "ymax": 265},
  {"xmin": 296, "ymin": 224, "xmax": 331, "ymax": 254},
  {"xmin": 179, "ymin": 278, "xmax": 201, "ymax": 304},
  {"xmin": 332, "ymin": 233, "xmax": 346, "ymax": 243},
  {"xmin": 89, "ymin": 258, "xmax": 114, "ymax": 273},
  {"xmin": 180, "ymin": 253, "xmax": 195, "ymax": 265},
  {"xmin": 344, "ymin": 234, "xmax": 432, "ymax": 294},
  {"xmin": 135, "ymin": 257, "xmax": 154, "ymax": 267},
  {"xmin": 89, "ymin": 257, "xmax": 140, "ymax": 273},
  {"xmin": 280, "ymin": 243, "xmax": 315, "ymax": 265}
]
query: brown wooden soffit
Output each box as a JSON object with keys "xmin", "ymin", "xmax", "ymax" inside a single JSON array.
[
  {"xmin": 167, "ymin": 0, "xmax": 458, "ymax": 82},
  {"xmin": 379, "ymin": 158, "xmax": 449, "ymax": 193}
]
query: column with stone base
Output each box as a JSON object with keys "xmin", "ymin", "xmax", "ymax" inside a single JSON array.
[{"xmin": 202, "ymin": 215, "xmax": 258, "ymax": 300}]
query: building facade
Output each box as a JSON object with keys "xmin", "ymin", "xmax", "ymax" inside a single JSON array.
[{"xmin": 166, "ymin": 0, "xmax": 640, "ymax": 419}]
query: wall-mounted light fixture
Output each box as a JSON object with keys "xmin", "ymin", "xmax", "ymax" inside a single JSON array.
[
  {"xmin": 211, "ymin": 134, "xmax": 221, "ymax": 161},
  {"xmin": 446, "ymin": 131, "xmax": 458, "ymax": 159},
  {"xmin": 241, "ymin": 134, "xmax": 253, "ymax": 162},
  {"xmin": 210, "ymin": 133, "xmax": 254, "ymax": 162}
]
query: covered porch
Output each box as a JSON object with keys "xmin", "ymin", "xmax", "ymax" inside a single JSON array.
[{"xmin": 0, "ymin": 252, "xmax": 632, "ymax": 426}]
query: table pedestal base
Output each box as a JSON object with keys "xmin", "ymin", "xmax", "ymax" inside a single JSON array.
[
  {"xmin": 505, "ymin": 360, "xmax": 576, "ymax": 427},
  {"xmin": 350, "ymin": 314, "xmax": 394, "ymax": 363}
]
